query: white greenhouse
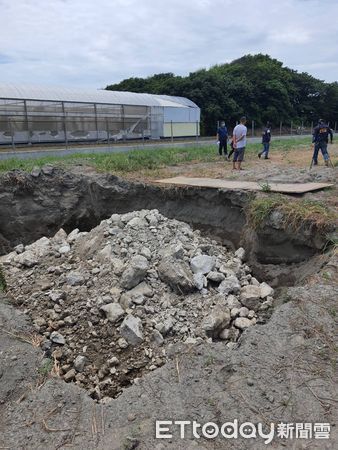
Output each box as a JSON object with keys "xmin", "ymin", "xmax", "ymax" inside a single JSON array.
[{"xmin": 0, "ymin": 84, "xmax": 200, "ymax": 145}]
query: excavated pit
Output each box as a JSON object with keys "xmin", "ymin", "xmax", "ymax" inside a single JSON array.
[
  {"xmin": 0, "ymin": 167, "xmax": 328, "ymax": 286},
  {"xmin": 0, "ymin": 166, "xmax": 332, "ymax": 400},
  {"xmin": 3, "ymin": 208, "xmax": 278, "ymax": 400}
]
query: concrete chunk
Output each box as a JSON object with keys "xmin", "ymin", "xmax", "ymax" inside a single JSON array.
[
  {"xmin": 120, "ymin": 315, "xmax": 144, "ymax": 346},
  {"xmin": 190, "ymin": 255, "xmax": 215, "ymax": 274}
]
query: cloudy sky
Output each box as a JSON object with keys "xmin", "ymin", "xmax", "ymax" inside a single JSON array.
[{"xmin": 1, "ymin": 0, "xmax": 337, "ymax": 89}]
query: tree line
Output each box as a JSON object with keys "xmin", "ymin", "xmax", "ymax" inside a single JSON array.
[{"xmin": 106, "ymin": 54, "xmax": 338, "ymax": 136}]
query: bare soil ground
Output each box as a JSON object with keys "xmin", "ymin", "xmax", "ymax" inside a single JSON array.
[{"xmin": 138, "ymin": 143, "xmax": 338, "ymax": 179}]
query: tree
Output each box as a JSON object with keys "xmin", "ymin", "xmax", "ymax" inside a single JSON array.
[{"xmin": 106, "ymin": 54, "xmax": 337, "ymax": 134}]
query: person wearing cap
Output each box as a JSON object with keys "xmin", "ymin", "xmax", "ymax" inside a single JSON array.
[
  {"xmin": 312, "ymin": 119, "xmax": 333, "ymax": 166},
  {"xmin": 232, "ymin": 116, "xmax": 247, "ymax": 170},
  {"xmin": 216, "ymin": 121, "xmax": 228, "ymax": 157},
  {"xmin": 258, "ymin": 121, "xmax": 272, "ymax": 159}
]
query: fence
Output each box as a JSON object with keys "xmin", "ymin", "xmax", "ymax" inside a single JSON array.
[
  {"xmin": 217, "ymin": 120, "xmax": 338, "ymax": 138},
  {"xmin": 1, "ymin": 112, "xmax": 336, "ymax": 152}
]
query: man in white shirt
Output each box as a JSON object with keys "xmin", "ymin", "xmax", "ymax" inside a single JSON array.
[{"xmin": 232, "ymin": 116, "xmax": 247, "ymax": 170}]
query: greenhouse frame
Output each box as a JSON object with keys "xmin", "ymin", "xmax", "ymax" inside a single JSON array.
[{"xmin": 0, "ymin": 84, "xmax": 200, "ymax": 145}]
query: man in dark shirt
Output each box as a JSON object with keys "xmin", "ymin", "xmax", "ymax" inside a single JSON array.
[
  {"xmin": 258, "ymin": 122, "xmax": 272, "ymax": 159},
  {"xmin": 312, "ymin": 119, "xmax": 333, "ymax": 166},
  {"xmin": 216, "ymin": 121, "xmax": 228, "ymax": 157}
]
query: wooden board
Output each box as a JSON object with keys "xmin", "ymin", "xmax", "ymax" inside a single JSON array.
[{"xmin": 154, "ymin": 177, "xmax": 334, "ymax": 194}]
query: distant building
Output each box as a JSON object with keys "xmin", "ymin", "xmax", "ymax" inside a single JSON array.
[{"xmin": 0, "ymin": 84, "xmax": 200, "ymax": 145}]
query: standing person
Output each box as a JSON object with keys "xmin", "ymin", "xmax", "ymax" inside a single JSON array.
[
  {"xmin": 258, "ymin": 121, "xmax": 272, "ymax": 159},
  {"xmin": 216, "ymin": 121, "xmax": 228, "ymax": 157},
  {"xmin": 312, "ymin": 119, "xmax": 333, "ymax": 166},
  {"xmin": 232, "ymin": 116, "xmax": 247, "ymax": 170}
]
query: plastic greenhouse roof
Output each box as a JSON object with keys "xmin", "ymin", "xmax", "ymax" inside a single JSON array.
[{"xmin": 0, "ymin": 84, "xmax": 199, "ymax": 109}]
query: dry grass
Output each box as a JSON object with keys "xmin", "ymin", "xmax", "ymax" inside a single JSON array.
[
  {"xmin": 50, "ymin": 355, "xmax": 61, "ymax": 378},
  {"xmin": 2, "ymin": 329, "xmax": 44, "ymax": 347}
]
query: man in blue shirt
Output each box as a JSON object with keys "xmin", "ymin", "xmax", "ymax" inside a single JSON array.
[
  {"xmin": 258, "ymin": 122, "xmax": 272, "ymax": 159},
  {"xmin": 312, "ymin": 119, "xmax": 333, "ymax": 166},
  {"xmin": 216, "ymin": 121, "xmax": 228, "ymax": 157}
]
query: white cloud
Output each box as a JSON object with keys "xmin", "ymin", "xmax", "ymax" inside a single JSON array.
[
  {"xmin": 269, "ymin": 30, "xmax": 311, "ymax": 45},
  {"xmin": 0, "ymin": 0, "xmax": 337, "ymax": 87}
]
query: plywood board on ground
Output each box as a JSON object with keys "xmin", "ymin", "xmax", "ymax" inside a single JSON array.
[{"xmin": 155, "ymin": 177, "xmax": 334, "ymax": 194}]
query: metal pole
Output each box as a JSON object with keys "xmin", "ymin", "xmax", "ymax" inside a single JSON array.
[
  {"xmin": 9, "ymin": 118, "xmax": 15, "ymax": 151},
  {"xmin": 171, "ymin": 120, "xmax": 174, "ymax": 143},
  {"xmin": 279, "ymin": 120, "xmax": 282, "ymax": 136},
  {"xmin": 147, "ymin": 109, "xmax": 151, "ymax": 140},
  {"xmin": 62, "ymin": 102, "xmax": 68, "ymax": 149},
  {"xmin": 94, "ymin": 104, "xmax": 99, "ymax": 144},
  {"xmin": 106, "ymin": 118, "xmax": 110, "ymax": 144},
  {"xmin": 23, "ymin": 99, "xmax": 31, "ymax": 146},
  {"xmin": 196, "ymin": 120, "xmax": 198, "ymax": 142},
  {"xmin": 122, "ymin": 105, "xmax": 126, "ymax": 142}
]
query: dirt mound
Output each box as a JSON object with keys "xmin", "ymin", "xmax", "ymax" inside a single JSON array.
[{"xmin": 1, "ymin": 209, "xmax": 274, "ymax": 401}]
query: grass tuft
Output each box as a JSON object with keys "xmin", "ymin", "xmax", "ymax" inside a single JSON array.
[
  {"xmin": 258, "ymin": 181, "xmax": 272, "ymax": 192},
  {"xmin": 38, "ymin": 358, "xmax": 53, "ymax": 376},
  {"xmin": 247, "ymin": 194, "xmax": 337, "ymax": 232}
]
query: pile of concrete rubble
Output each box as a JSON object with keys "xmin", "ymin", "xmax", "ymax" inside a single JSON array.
[{"xmin": 1, "ymin": 209, "xmax": 274, "ymax": 401}]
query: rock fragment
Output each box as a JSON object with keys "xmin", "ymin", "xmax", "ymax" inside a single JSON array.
[
  {"xmin": 207, "ymin": 271, "xmax": 225, "ymax": 283},
  {"xmin": 202, "ymin": 306, "xmax": 231, "ymax": 338},
  {"xmin": 120, "ymin": 255, "xmax": 149, "ymax": 290},
  {"xmin": 218, "ymin": 276, "xmax": 241, "ymax": 295},
  {"xmin": 120, "ymin": 315, "xmax": 144, "ymax": 346},
  {"xmin": 158, "ymin": 259, "xmax": 194, "ymax": 293},
  {"xmin": 41, "ymin": 164, "xmax": 54, "ymax": 175},
  {"xmin": 66, "ymin": 272, "xmax": 85, "ymax": 286},
  {"xmin": 74, "ymin": 356, "xmax": 87, "ymax": 372},
  {"xmin": 190, "ymin": 255, "xmax": 215, "ymax": 274},
  {"xmin": 64, "ymin": 369, "xmax": 76, "ymax": 381},
  {"xmin": 49, "ymin": 290, "xmax": 66, "ymax": 303},
  {"xmin": 234, "ymin": 317, "xmax": 255, "ymax": 330},
  {"xmin": 260, "ymin": 282, "xmax": 274, "ymax": 298},
  {"xmin": 235, "ymin": 247, "xmax": 246, "ymax": 260},
  {"xmin": 240, "ymin": 285, "xmax": 262, "ymax": 311},
  {"xmin": 100, "ymin": 303, "xmax": 125, "ymax": 323},
  {"xmin": 50, "ymin": 331, "xmax": 66, "ymax": 345}
]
